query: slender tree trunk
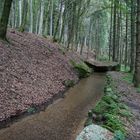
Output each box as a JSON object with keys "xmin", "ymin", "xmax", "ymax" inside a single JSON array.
[
  {"xmin": 19, "ymin": 0, "xmax": 28, "ymax": 32},
  {"xmin": 50, "ymin": 0, "xmax": 54, "ymax": 36},
  {"xmin": 112, "ymin": 0, "xmax": 117, "ymax": 61},
  {"xmin": 38, "ymin": 0, "xmax": 44, "ymax": 35},
  {"xmin": 80, "ymin": 37, "xmax": 85, "ymax": 55},
  {"xmin": 54, "ymin": 0, "xmax": 63, "ymax": 40},
  {"xmin": 0, "ymin": 0, "xmax": 13, "ymax": 40},
  {"xmin": 19, "ymin": 0, "xmax": 22, "ymax": 26},
  {"xmin": 130, "ymin": 0, "xmax": 136, "ymax": 72},
  {"xmin": 29, "ymin": 0, "xmax": 33, "ymax": 33},
  {"xmin": 35, "ymin": 9, "xmax": 40, "ymax": 34},
  {"xmin": 125, "ymin": 9, "xmax": 128, "ymax": 69},
  {"xmin": 109, "ymin": 1, "xmax": 113, "ymax": 61},
  {"xmin": 134, "ymin": 0, "xmax": 140, "ymax": 87}
]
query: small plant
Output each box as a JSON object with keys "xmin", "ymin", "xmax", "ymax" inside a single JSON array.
[
  {"xmin": 64, "ymin": 80, "xmax": 75, "ymax": 87},
  {"xmin": 113, "ymin": 130, "xmax": 125, "ymax": 140},
  {"xmin": 27, "ymin": 107, "xmax": 36, "ymax": 114},
  {"xmin": 122, "ymin": 73, "xmax": 133, "ymax": 84},
  {"xmin": 84, "ymin": 118, "xmax": 93, "ymax": 127},
  {"xmin": 136, "ymin": 86, "xmax": 140, "ymax": 93},
  {"xmin": 86, "ymin": 74, "xmax": 132, "ymax": 138},
  {"xmin": 120, "ymin": 65, "xmax": 130, "ymax": 72},
  {"xmin": 97, "ymin": 55, "xmax": 109, "ymax": 62},
  {"xmin": 103, "ymin": 113, "xmax": 125, "ymax": 133}
]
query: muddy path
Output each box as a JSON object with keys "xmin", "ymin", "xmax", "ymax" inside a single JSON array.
[{"xmin": 0, "ymin": 73, "xmax": 105, "ymax": 140}]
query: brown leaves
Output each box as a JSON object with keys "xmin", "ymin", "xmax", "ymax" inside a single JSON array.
[{"xmin": 0, "ymin": 29, "xmax": 79, "ymax": 122}]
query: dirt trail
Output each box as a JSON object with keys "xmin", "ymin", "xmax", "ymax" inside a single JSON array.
[{"xmin": 0, "ymin": 73, "xmax": 105, "ymax": 140}]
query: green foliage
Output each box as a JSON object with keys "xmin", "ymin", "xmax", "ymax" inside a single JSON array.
[
  {"xmin": 103, "ymin": 113, "xmax": 125, "ymax": 133},
  {"xmin": 70, "ymin": 60, "xmax": 92, "ymax": 78},
  {"xmin": 97, "ymin": 55, "xmax": 109, "ymax": 62},
  {"xmin": 122, "ymin": 73, "xmax": 133, "ymax": 84},
  {"xmin": 87, "ymin": 74, "xmax": 132, "ymax": 137},
  {"xmin": 136, "ymin": 87, "xmax": 140, "ymax": 93},
  {"xmin": 120, "ymin": 65, "xmax": 130, "ymax": 72},
  {"xmin": 27, "ymin": 107, "xmax": 36, "ymax": 114},
  {"xmin": 118, "ymin": 109, "xmax": 133, "ymax": 118},
  {"xmin": 84, "ymin": 118, "xmax": 93, "ymax": 127},
  {"xmin": 64, "ymin": 80, "xmax": 75, "ymax": 87},
  {"xmin": 18, "ymin": 26, "xmax": 25, "ymax": 32},
  {"xmin": 113, "ymin": 130, "xmax": 125, "ymax": 140},
  {"xmin": 88, "ymin": 110, "xmax": 93, "ymax": 118}
]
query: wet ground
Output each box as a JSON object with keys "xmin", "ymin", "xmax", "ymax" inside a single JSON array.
[{"xmin": 0, "ymin": 73, "xmax": 105, "ymax": 140}]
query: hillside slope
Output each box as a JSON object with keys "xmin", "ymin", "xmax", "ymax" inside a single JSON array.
[{"xmin": 0, "ymin": 29, "xmax": 79, "ymax": 122}]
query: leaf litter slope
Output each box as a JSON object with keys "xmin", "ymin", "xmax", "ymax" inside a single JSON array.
[{"xmin": 0, "ymin": 29, "xmax": 79, "ymax": 122}]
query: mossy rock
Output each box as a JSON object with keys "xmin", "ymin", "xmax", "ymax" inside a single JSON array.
[
  {"xmin": 64, "ymin": 80, "xmax": 75, "ymax": 87},
  {"xmin": 70, "ymin": 60, "xmax": 92, "ymax": 78}
]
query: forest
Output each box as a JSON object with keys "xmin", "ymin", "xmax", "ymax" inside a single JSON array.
[
  {"xmin": 0, "ymin": 0, "xmax": 140, "ymax": 86},
  {"xmin": 0, "ymin": 0, "xmax": 140, "ymax": 140}
]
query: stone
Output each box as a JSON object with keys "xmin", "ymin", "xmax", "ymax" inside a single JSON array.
[{"xmin": 76, "ymin": 124, "xmax": 114, "ymax": 140}]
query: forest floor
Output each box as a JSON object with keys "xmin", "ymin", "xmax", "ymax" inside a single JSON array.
[
  {"xmin": 0, "ymin": 29, "xmax": 81, "ymax": 126},
  {"xmin": 109, "ymin": 72, "xmax": 140, "ymax": 140}
]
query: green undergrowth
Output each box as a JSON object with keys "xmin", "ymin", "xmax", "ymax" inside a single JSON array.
[
  {"xmin": 136, "ymin": 86, "xmax": 140, "ymax": 93},
  {"xmin": 120, "ymin": 65, "xmax": 130, "ymax": 72},
  {"xmin": 63, "ymin": 80, "xmax": 75, "ymax": 87},
  {"xmin": 122, "ymin": 73, "xmax": 133, "ymax": 84},
  {"xmin": 122, "ymin": 73, "xmax": 140, "ymax": 94},
  {"xmin": 70, "ymin": 60, "xmax": 92, "ymax": 78},
  {"xmin": 27, "ymin": 107, "xmax": 36, "ymax": 114},
  {"xmin": 85, "ymin": 74, "xmax": 132, "ymax": 139},
  {"xmin": 97, "ymin": 55, "xmax": 109, "ymax": 62}
]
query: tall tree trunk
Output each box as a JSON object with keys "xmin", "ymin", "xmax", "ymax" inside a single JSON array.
[
  {"xmin": 0, "ymin": 0, "xmax": 13, "ymax": 40},
  {"xmin": 125, "ymin": 8, "xmax": 128, "ymax": 69},
  {"xmin": 109, "ymin": 0, "xmax": 113, "ymax": 61},
  {"xmin": 19, "ymin": 0, "xmax": 28, "ymax": 32},
  {"xmin": 54, "ymin": 0, "xmax": 63, "ymax": 40},
  {"xmin": 29, "ymin": 0, "xmax": 33, "ymax": 33},
  {"xmin": 50, "ymin": 0, "xmax": 54, "ymax": 36},
  {"xmin": 134, "ymin": 0, "xmax": 140, "ymax": 87},
  {"xmin": 130, "ymin": 0, "xmax": 136, "ymax": 72},
  {"xmin": 19, "ymin": 0, "xmax": 22, "ymax": 26},
  {"xmin": 38, "ymin": 0, "xmax": 44, "ymax": 35},
  {"xmin": 112, "ymin": 0, "xmax": 117, "ymax": 61}
]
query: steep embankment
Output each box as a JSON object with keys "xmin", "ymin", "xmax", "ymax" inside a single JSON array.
[{"xmin": 0, "ymin": 29, "xmax": 80, "ymax": 123}]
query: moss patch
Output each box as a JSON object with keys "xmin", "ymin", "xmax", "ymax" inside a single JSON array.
[
  {"xmin": 64, "ymin": 80, "xmax": 75, "ymax": 87},
  {"xmin": 70, "ymin": 60, "xmax": 92, "ymax": 78},
  {"xmin": 86, "ymin": 74, "xmax": 132, "ymax": 139}
]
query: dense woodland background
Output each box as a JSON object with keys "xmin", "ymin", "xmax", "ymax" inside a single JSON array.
[{"xmin": 0, "ymin": 0, "xmax": 140, "ymax": 86}]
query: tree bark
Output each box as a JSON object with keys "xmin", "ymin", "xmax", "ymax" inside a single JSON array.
[
  {"xmin": 112, "ymin": 0, "xmax": 117, "ymax": 61},
  {"xmin": 134, "ymin": 0, "xmax": 140, "ymax": 87},
  {"xmin": 130, "ymin": 0, "xmax": 136, "ymax": 72},
  {"xmin": 0, "ymin": 0, "xmax": 13, "ymax": 40}
]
